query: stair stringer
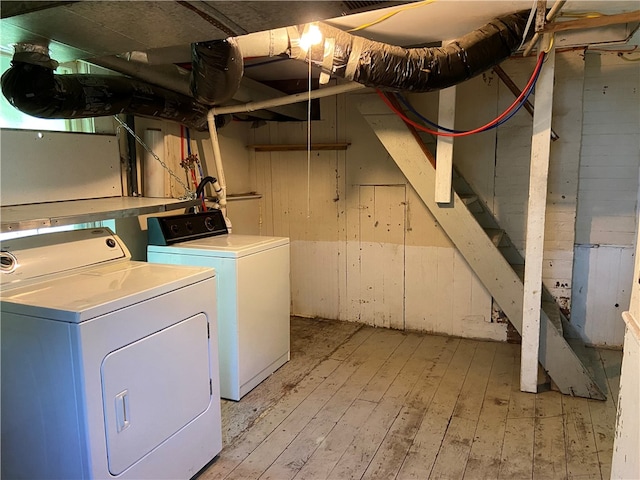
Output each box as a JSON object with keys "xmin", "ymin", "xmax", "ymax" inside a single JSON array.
[{"xmin": 358, "ymin": 101, "xmax": 605, "ymax": 400}]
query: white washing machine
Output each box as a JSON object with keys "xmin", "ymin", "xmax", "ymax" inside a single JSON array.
[
  {"xmin": 147, "ymin": 210, "xmax": 290, "ymax": 401},
  {"xmin": 0, "ymin": 227, "xmax": 222, "ymax": 480}
]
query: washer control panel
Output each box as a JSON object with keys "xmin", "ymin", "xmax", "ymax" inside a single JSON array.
[{"xmin": 147, "ymin": 210, "xmax": 228, "ymax": 245}]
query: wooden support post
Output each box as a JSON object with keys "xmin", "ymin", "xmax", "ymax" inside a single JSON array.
[
  {"xmin": 521, "ymin": 35, "xmax": 556, "ymax": 393},
  {"xmin": 435, "ymin": 85, "xmax": 456, "ymax": 203}
]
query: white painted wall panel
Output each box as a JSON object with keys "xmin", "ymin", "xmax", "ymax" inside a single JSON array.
[
  {"xmin": 404, "ymin": 246, "xmax": 501, "ymax": 341},
  {"xmin": 244, "ymin": 51, "xmax": 637, "ymax": 344},
  {"xmin": 575, "ymin": 52, "xmax": 640, "ymax": 246},
  {"xmin": 494, "ymin": 52, "xmax": 585, "ymax": 313},
  {"xmin": 355, "ymin": 185, "xmax": 405, "ymax": 329},
  {"xmin": 0, "ymin": 129, "xmax": 121, "ymax": 206},
  {"xmin": 571, "ymin": 245, "xmax": 634, "ymax": 346},
  {"xmin": 290, "ymin": 240, "xmax": 340, "ymax": 320}
]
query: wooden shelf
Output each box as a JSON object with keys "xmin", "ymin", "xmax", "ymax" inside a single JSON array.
[
  {"xmin": 1, "ymin": 197, "xmax": 198, "ymax": 233},
  {"xmin": 247, "ymin": 143, "xmax": 350, "ymax": 152}
]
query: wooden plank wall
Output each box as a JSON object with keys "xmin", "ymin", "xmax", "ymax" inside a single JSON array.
[
  {"xmin": 576, "ymin": 52, "xmax": 639, "ymax": 246},
  {"xmin": 571, "ymin": 52, "xmax": 640, "ymax": 346},
  {"xmin": 492, "ymin": 51, "xmax": 585, "ymax": 311},
  {"xmin": 237, "ymin": 51, "xmax": 638, "ymax": 346},
  {"xmin": 250, "ymin": 84, "xmax": 502, "ymax": 341}
]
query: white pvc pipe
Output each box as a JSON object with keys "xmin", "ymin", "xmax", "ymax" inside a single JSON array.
[
  {"xmin": 206, "ymin": 110, "xmax": 230, "ymax": 229},
  {"xmin": 212, "ymin": 82, "xmax": 367, "ymax": 115},
  {"xmin": 235, "ymin": 28, "xmax": 290, "ymax": 59}
]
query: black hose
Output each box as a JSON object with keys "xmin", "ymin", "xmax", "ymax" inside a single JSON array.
[{"xmin": 195, "ymin": 176, "xmax": 218, "ymax": 198}]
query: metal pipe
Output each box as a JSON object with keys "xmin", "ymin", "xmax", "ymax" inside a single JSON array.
[
  {"xmin": 212, "ymin": 82, "xmax": 367, "ymax": 115},
  {"xmin": 206, "ymin": 109, "xmax": 230, "ymax": 229}
]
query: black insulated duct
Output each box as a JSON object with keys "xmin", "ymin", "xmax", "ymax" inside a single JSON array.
[
  {"xmin": 305, "ymin": 11, "xmax": 532, "ymax": 91},
  {"xmin": 190, "ymin": 38, "xmax": 243, "ymax": 106},
  {"xmin": 1, "ymin": 11, "xmax": 531, "ymax": 127},
  {"xmin": 1, "ymin": 40, "xmax": 244, "ymax": 130}
]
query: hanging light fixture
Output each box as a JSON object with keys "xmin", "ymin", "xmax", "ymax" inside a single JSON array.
[{"xmin": 299, "ymin": 23, "xmax": 323, "ymax": 52}]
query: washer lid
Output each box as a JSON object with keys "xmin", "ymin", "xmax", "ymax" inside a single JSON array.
[
  {"xmin": 147, "ymin": 234, "xmax": 289, "ymax": 258},
  {"xmin": 0, "ymin": 261, "xmax": 215, "ymax": 323}
]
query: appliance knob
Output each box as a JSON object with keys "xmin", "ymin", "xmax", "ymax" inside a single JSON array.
[
  {"xmin": 170, "ymin": 224, "xmax": 179, "ymax": 235},
  {"xmin": 0, "ymin": 251, "xmax": 17, "ymax": 273},
  {"xmin": 205, "ymin": 217, "xmax": 215, "ymax": 231},
  {"xmin": 106, "ymin": 238, "xmax": 117, "ymax": 248},
  {"xmin": 186, "ymin": 221, "xmax": 194, "ymax": 232}
]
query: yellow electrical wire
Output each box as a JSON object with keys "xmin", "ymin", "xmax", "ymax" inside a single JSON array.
[
  {"xmin": 543, "ymin": 34, "xmax": 555, "ymax": 54},
  {"xmin": 348, "ymin": 0, "xmax": 437, "ymax": 32},
  {"xmin": 559, "ymin": 11, "xmax": 604, "ymax": 19}
]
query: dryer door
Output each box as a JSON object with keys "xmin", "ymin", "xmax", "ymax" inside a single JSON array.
[{"xmin": 101, "ymin": 313, "xmax": 212, "ymax": 476}]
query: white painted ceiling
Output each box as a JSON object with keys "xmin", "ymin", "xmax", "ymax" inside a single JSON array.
[{"xmin": 327, "ymin": 0, "xmax": 639, "ymax": 47}]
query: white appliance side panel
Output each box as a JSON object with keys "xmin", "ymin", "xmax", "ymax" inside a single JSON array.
[
  {"xmin": 237, "ymin": 243, "xmax": 291, "ymax": 397},
  {"xmin": 101, "ymin": 313, "xmax": 211, "ymax": 475},
  {"xmin": 77, "ymin": 276, "xmax": 221, "ymax": 480},
  {"xmin": 146, "ymin": 250, "xmax": 241, "ymax": 400},
  {"xmin": 2, "ymin": 276, "xmax": 221, "ymax": 480},
  {"xmin": 1, "ymin": 314, "xmax": 87, "ymax": 480}
]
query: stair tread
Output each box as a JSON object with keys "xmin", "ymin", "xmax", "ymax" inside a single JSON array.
[
  {"xmin": 484, "ymin": 228, "xmax": 504, "ymax": 246},
  {"xmin": 363, "ymin": 113, "xmax": 606, "ymax": 399},
  {"xmin": 459, "ymin": 194, "xmax": 479, "ymax": 205},
  {"xmin": 542, "ymin": 300, "xmax": 564, "ymax": 334}
]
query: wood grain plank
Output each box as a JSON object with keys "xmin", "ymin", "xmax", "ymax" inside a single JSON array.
[
  {"xmin": 396, "ymin": 339, "xmax": 478, "ymax": 479},
  {"xmin": 498, "ymin": 416, "xmax": 535, "ymax": 479},
  {"xmin": 563, "ymin": 396, "xmax": 600, "ymax": 479},
  {"xmin": 589, "ymin": 349, "xmax": 622, "ymax": 479},
  {"xmin": 225, "ymin": 329, "xmax": 406, "ymax": 480},
  {"xmin": 326, "ymin": 396, "xmax": 404, "ymax": 480},
  {"xmin": 498, "ymin": 346, "xmax": 535, "ymax": 479},
  {"xmin": 200, "ymin": 357, "xmax": 345, "ymax": 480},
  {"xmin": 430, "ymin": 341, "xmax": 496, "ymax": 478},
  {"xmin": 598, "ymin": 348, "xmax": 623, "ymax": 407},
  {"xmin": 463, "ymin": 342, "xmax": 515, "ymax": 479},
  {"xmin": 533, "ymin": 391, "xmax": 567, "ymax": 480},
  {"xmin": 220, "ymin": 318, "xmax": 362, "ymax": 446},
  {"xmin": 292, "ymin": 399, "xmax": 377, "ymax": 480},
  {"xmin": 361, "ymin": 406, "xmax": 424, "ymax": 480},
  {"xmin": 358, "ymin": 333, "xmax": 423, "ymax": 403},
  {"xmin": 201, "ymin": 326, "xmax": 375, "ymax": 480}
]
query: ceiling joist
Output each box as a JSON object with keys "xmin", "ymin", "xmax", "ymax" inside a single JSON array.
[{"xmin": 542, "ymin": 10, "xmax": 640, "ymax": 34}]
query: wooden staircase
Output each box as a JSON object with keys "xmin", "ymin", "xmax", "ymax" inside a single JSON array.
[{"xmin": 357, "ymin": 96, "xmax": 606, "ymax": 400}]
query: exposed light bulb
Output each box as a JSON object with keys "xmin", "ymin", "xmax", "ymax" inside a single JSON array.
[{"xmin": 300, "ymin": 24, "xmax": 323, "ymax": 52}]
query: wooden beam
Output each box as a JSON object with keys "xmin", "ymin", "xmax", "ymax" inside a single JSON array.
[
  {"xmin": 521, "ymin": 35, "xmax": 556, "ymax": 394},
  {"xmin": 542, "ymin": 10, "xmax": 640, "ymax": 33},
  {"xmin": 523, "ymin": 0, "xmax": 567, "ymax": 56},
  {"xmin": 247, "ymin": 143, "xmax": 350, "ymax": 152},
  {"xmin": 493, "ymin": 65, "xmax": 559, "ymax": 141},
  {"xmin": 435, "ymin": 86, "xmax": 456, "ymax": 203}
]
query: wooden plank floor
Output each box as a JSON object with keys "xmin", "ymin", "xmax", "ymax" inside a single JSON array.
[{"xmin": 199, "ymin": 317, "xmax": 622, "ymax": 480}]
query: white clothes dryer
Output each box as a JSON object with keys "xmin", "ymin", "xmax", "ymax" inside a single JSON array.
[
  {"xmin": 0, "ymin": 227, "xmax": 222, "ymax": 480},
  {"xmin": 147, "ymin": 210, "xmax": 290, "ymax": 401}
]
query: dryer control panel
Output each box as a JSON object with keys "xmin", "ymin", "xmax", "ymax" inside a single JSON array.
[
  {"xmin": 0, "ymin": 228, "xmax": 129, "ymax": 288},
  {"xmin": 147, "ymin": 209, "xmax": 228, "ymax": 245}
]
